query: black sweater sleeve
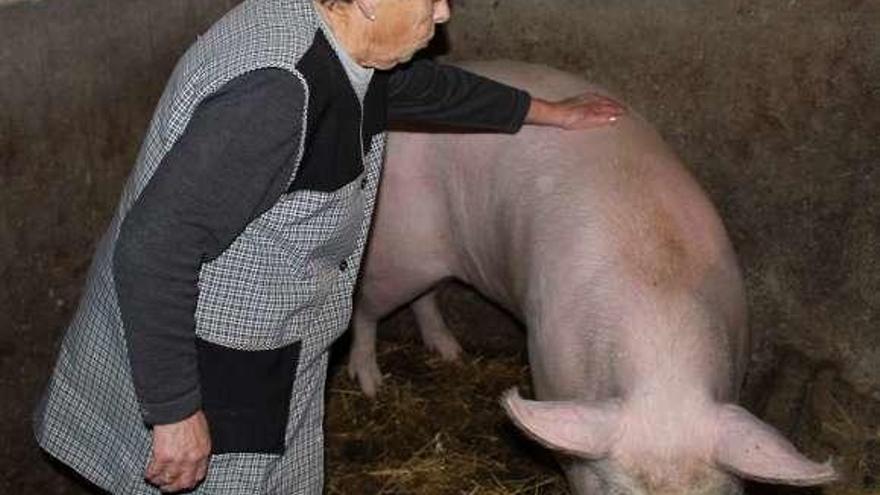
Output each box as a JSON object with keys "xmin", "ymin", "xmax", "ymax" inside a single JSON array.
[
  {"xmin": 113, "ymin": 69, "xmax": 306, "ymax": 425},
  {"xmin": 386, "ymin": 60, "xmax": 531, "ymax": 133}
]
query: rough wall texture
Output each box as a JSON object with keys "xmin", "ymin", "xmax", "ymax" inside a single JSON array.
[
  {"xmin": 0, "ymin": 1, "xmax": 237, "ymax": 491},
  {"xmin": 1, "ymin": 0, "xmax": 878, "ymax": 492}
]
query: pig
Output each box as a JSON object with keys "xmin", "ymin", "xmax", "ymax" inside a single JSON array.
[{"xmin": 347, "ymin": 60, "xmax": 836, "ymax": 494}]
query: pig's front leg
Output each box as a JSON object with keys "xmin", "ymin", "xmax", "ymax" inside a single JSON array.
[
  {"xmin": 349, "ymin": 286, "xmax": 461, "ymax": 397},
  {"xmin": 348, "ymin": 254, "xmax": 452, "ymax": 396},
  {"xmin": 411, "ymin": 290, "xmax": 462, "ymax": 361},
  {"xmin": 348, "ymin": 305, "xmax": 385, "ymax": 398}
]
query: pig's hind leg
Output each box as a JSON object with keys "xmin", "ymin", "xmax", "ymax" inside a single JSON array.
[{"xmin": 411, "ymin": 290, "xmax": 462, "ymax": 361}]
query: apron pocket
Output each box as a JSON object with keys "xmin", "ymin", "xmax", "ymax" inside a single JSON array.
[{"xmin": 196, "ymin": 338, "xmax": 301, "ymax": 454}]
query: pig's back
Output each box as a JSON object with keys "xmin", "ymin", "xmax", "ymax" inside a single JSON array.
[
  {"xmin": 427, "ymin": 62, "xmax": 737, "ymax": 308},
  {"xmin": 455, "ymin": 60, "xmax": 598, "ymax": 101}
]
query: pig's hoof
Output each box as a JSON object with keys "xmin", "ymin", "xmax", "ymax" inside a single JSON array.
[
  {"xmin": 347, "ymin": 358, "xmax": 384, "ymax": 398},
  {"xmin": 424, "ymin": 333, "xmax": 463, "ymax": 362},
  {"xmin": 358, "ymin": 370, "xmax": 383, "ymax": 398}
]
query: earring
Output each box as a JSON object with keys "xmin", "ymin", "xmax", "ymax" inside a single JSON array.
[{"xmin": 356, "ymin": 1, "xmax": 377, "ymax": 20}]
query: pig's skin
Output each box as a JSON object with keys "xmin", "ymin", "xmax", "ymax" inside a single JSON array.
[{"xmin": 349, "ymin": 61, "xmax": 836, "ymax": 494}]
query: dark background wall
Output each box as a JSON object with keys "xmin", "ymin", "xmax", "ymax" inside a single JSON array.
[
  {"xmin": 1, "ymin": 1, "xmax": 239, "ymax": 491},
  {"xmin": 1, "ymin": 0, "xmax": 878, "ymax": 493}
]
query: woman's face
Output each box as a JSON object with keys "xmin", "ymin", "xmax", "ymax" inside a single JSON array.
[{"xmin": 367, "ymin": 0, "xmax": 451, "ymax": 69}]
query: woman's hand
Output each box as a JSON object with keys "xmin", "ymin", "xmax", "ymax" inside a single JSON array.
[
  {"xmin": 146, "ymin": 410, "xmax": 212, "ymax": 493},
  {"xmin": 525, "ymin": 92, "xmax": 626, "ymax": 130}
]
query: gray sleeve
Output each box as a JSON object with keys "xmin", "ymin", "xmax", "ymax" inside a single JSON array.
[
  {"xmin": 387, "ymin": 60, "xmax": 531, "ymax": 133},
  {"xmin": 113, "ymin": 68, "xmax": 306, "ymax": 425}
]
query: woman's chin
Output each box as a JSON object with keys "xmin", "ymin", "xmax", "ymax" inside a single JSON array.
[
  {"xmin": 377, "ymin": 60, "xmax": 401, "ymax": 71},
  {"xmin": 382, "ymin": 55, "xmax": 414, "ymax": 70},
  {"xmin": 367, "ymin": 48, "xmax": 423, "ymax": 71}
]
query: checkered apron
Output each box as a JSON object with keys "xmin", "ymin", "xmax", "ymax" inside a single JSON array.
[{"xmin": 33, "ymin": 0, "xmax": 386, "ymax": 493}]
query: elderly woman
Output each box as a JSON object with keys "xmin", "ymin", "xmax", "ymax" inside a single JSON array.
[{"xmin": 34, "ymin": 0, "xmax": 622, "ymax": 493}]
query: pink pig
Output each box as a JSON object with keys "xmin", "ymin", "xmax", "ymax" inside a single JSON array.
[{"xmin": 348, "ymin": 61, "xmax": 836, "ymax": 494}]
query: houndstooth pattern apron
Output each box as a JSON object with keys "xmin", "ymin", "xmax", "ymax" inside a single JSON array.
[{"xmin": 33, "ymin": 0, "xmax": 386, "ymax": 492}]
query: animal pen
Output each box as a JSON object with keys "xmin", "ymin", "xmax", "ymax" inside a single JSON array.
[{"xmin": 1, "ymin": 0, "xmax": 878, "ymax": 493}]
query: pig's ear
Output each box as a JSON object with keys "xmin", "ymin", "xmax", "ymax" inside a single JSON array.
[
  {"xmin": 501, "ymin": 388, "xmax": 622, "ymax": 459},
  {"xmin": 713, "ymin": 404, "xmax": 837, "ymax": 485}
]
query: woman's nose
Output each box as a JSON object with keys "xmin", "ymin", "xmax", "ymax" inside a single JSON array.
[{"xmin": 433, "ymin": 0, "xmax": 451, "ymax": 24}]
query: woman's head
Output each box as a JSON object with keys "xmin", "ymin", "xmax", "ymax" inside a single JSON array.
[{"xmin": 317, "ymin": 0, "xmax": 451, "ymax": 70}]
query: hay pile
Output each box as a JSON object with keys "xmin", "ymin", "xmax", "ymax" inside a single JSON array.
[
  {"xmin": 325, "ymin": 353, "xmax": 568, "ymax": 494},
  {"xmin": 324, "ymin": 306, "xmax": 569, "ymax": 495}
]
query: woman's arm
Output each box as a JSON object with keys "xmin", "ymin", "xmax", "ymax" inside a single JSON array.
[
  {"xmin": 386, "ymin": 60, "xmax": 623, "ymax": 131},
  {"xmin": 386, "ymin": 59, "xmax": 531, "ymax": 132},
  {"xmin": 113, "ymin": 68, "xmax": 307, "ymax": 493}
]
